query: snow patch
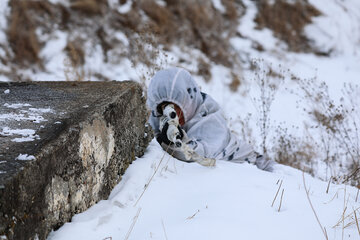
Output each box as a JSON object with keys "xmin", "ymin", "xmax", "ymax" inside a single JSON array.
[
  {"xmin": 28, "ymin": 107, "xmax": 53, "ymax": 113},
  {"xmin": 211, "ymin": 0, "xmax": 226, "ymax": 13},
  {"xmin": 306, "ymin": 0, "xmax": 360, "ymax": 56},
  {"xmin": 0, "ymin": 0, "xmax": 9, "ymax": 43},
  {"xmin": 4, "ymin": 89, "xmax": 10, "ymax": 94},
  {"xmin": 117, "ymin": 0, "xmax": 132, "ymax": 14},
  {"xmin": 16, "ymin": 154, "xmax": 36, "ymax": 161},
  {"xmin": 38, "ymin": 30, "xmax": 68, "ymax": 81},
  {"xmin": 0, "ymin": 113, "xmax": 45, "ymax": 123},
  {"xmin": 1, "ymin": 107, "xmax": 54, "ymax": 123},
  {"xmin": 4, "ymin": 103, "xmax": 31, "ymax": 109},
  {"xmin": 114, "ymin": 32, "xmax": 129, "ymax": 47},
  {"xmin": 1, "ymin": 127, "xmax": 40, "ymax": 142}
]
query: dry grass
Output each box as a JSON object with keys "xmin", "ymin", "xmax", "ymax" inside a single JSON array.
[
  {"xmin": 252, "ymin": 59, "xmax": 285, "ymax": 154},
  {"xmin": 197, "ymin": 58, "xmax": 212, "ymax": 83},
  {"xmin": 278, "ymin": 189, "xmax": 284, "ymax": 212},
  {"xmin": 124, "ymin": 207, "xmax": 142, "ymax": 240},
  {"xmin": 229, "ymin": 72, "xmax": 241, "ymax": 92},
  {"xmin": 303, "ymin": 172, "xmax": 329, "ymax": 240},
  {"xmin": 295, "ymin": 76, "xmax": 360, "ymax": 185},
  {"xmin": 255, "ymin": 0, "xmax": 321, "ymax": 53},
  {"xmin": 272, "ymin": 128, "xmax": 317, "ymax": 176},
  {"xmin": 8, "ymin": 0, "xmax": 44, "ymax": 67},
  {"xmin": 64, "ymin": 42, "xmax": 86, "ymax": 81},
  {"xmin": 136, "ymin": 0, "xmax": 245, "ymax": 67},
  {"xmin": 271, "ymin": 179, "xmax": 283, "ymax": 207},
  {"xmin": 5, "ymin": 0, "xmax": 246, "ymax": 82},
  {"xmin": 70, "ymin": 0, "xmax": 107, "ymax": 15}
]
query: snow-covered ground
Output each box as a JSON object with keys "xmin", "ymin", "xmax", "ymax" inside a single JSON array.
[
  {"xmin": 1, "ymin": 0, "xmax": 360, "ymax": 239},
  {"xmin": 48, "ymin": 140, "xmax": 360, "ymax": 240},
  {"xmin": 47, "ymin": 1, "xmax": 360, "ymax": 239}
]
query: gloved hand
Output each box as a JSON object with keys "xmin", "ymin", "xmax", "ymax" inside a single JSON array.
[
  {"xmin": 157, "ymin": 104, "xmax": 184, "ymax": 147},
  {"xmin": 157, "ymin": 103, "xmax": 216, "ymax": 167}
]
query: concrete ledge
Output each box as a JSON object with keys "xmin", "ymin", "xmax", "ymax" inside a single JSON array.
[{"xmin": 0, "ymin": 81, "xmax": 153, "ymax": 240}]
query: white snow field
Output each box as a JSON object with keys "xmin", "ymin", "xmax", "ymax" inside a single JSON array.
[
  {"xmin": 48, "ymin": 140, "xmax": 360, "ymax": 240},
  {"xmin": 46, "ymin": 0, "xmax": 360, "ymax": 239}
]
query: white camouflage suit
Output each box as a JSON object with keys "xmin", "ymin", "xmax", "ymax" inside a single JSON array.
[{"xmin": 147, "ymin": 67, "xmax": 274, "ymax": 170}]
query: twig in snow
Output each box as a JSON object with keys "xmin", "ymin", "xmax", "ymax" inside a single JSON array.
[
  {"xmin": 342, "ymin": 186, "xmax": 347, "ymax": 240},
  {"xmin": 271, "ymin": 180, "xmax": 283, "ymax": 207},
  {"xmin": 356, "ymin": 188, "xmax": 359, "ymax": 202},
  {"xmin": 134, "ymin": 146, "xmax": 170, "ymax": 207},
  {"xmin": 278, "ymin": 189, "xmax": 284, "ymax": 212},
  {"xmin": 124, "ymin": 207, "xmax": 142, "ymax": 240},
  {"xmin": 324, "ymin": 188, "xmax": 343, "ymax": 205},
  {"xmin": 162, "ymin": 219, "xmax": 168, "ymax": 240},
  {"xmin": 333, "ymin": 206, "xmax": 360, "ymax": 227},
  {"xmin": 103, "ymin": 237, "xmax": 112, "ymax": 240},
  {"xmin": 187, "ymin": 210, "xmax": 200, "ymax": 220},
  {"xmin": 326, "ymin": 177, "xmax": 332, "ymax": 194},
  {"xmin": 354, "ymin": 208, "xmax": 360, "ymax": 237},
  {"xmin": 302, "ymin": 172, "xmax": 329, "ymax": 240}
]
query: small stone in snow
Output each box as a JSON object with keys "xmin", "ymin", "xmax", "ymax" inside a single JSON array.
[{"xmin": 4, "ymin": 89, "xmax": 10, "ymax": 94}]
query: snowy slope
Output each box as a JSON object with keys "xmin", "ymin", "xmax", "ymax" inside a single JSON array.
[
  {"xmin": 47, "ymin": 0, "xmax": 360, "ymax": 239},
  {"xmin": 48, "ymin": 140, "xmax": 360, "ymax": 240}
]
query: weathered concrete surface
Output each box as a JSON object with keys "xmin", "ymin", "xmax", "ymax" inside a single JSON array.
[{"xmin": 0, "ymin": 81, "xmax": 153, "ymax": 240}]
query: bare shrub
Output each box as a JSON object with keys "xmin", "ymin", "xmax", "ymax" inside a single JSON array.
[
  {"xmin": 294, "ymin": 76, "xmax": 360, "ymax": 185},
  {"xmin": 252, "ymin": 59, "xmax": 285, "ymax": 154},
  {"xmin": 126, "ymin": 27, "xmax": 169, "ymax": 86},
  {"xmin": 272, "ymin": 126, "xmax": 317, "ymax": 176},
  {"xmin": 254, "ymin": 0, "xmax": 322, "ymax": 53}
]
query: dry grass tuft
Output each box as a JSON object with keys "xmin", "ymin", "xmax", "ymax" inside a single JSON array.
[
  {"xmin": 255, "ymin": 0, "xmax": 321, "ymax": 53},
  {"xmin": 65, "ymin": 41, "xmax": 85, "ymax": 67},
  {"xmin": 70, "ymin": 0, "xmax": 106, "ymax": 15},
  {"xmin": 7, "ymin": 1, "xmax": 45, "ymax": 67},
  {"xmin": 139, "ymin": 0, "xmax": 174, "ymax": 39},
  {"xmin": 197, "ymin": 58, "xmax": 212, "ymax": 83},
  {"xmin": 273, "ymin": 128, "xmax": 317, "ymax": 176},
  {"xmin": 229, "ymin": 72, "xmax": 241, "ymax": 92},
  {"xmin": 64, "ymin": 41, "xmax": 86, "ymax": 81}
]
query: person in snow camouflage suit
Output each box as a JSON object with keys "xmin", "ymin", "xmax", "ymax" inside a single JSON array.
[{"xmin": 147, "ymin": 67, "xmax": 275, "ymax": 171}]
